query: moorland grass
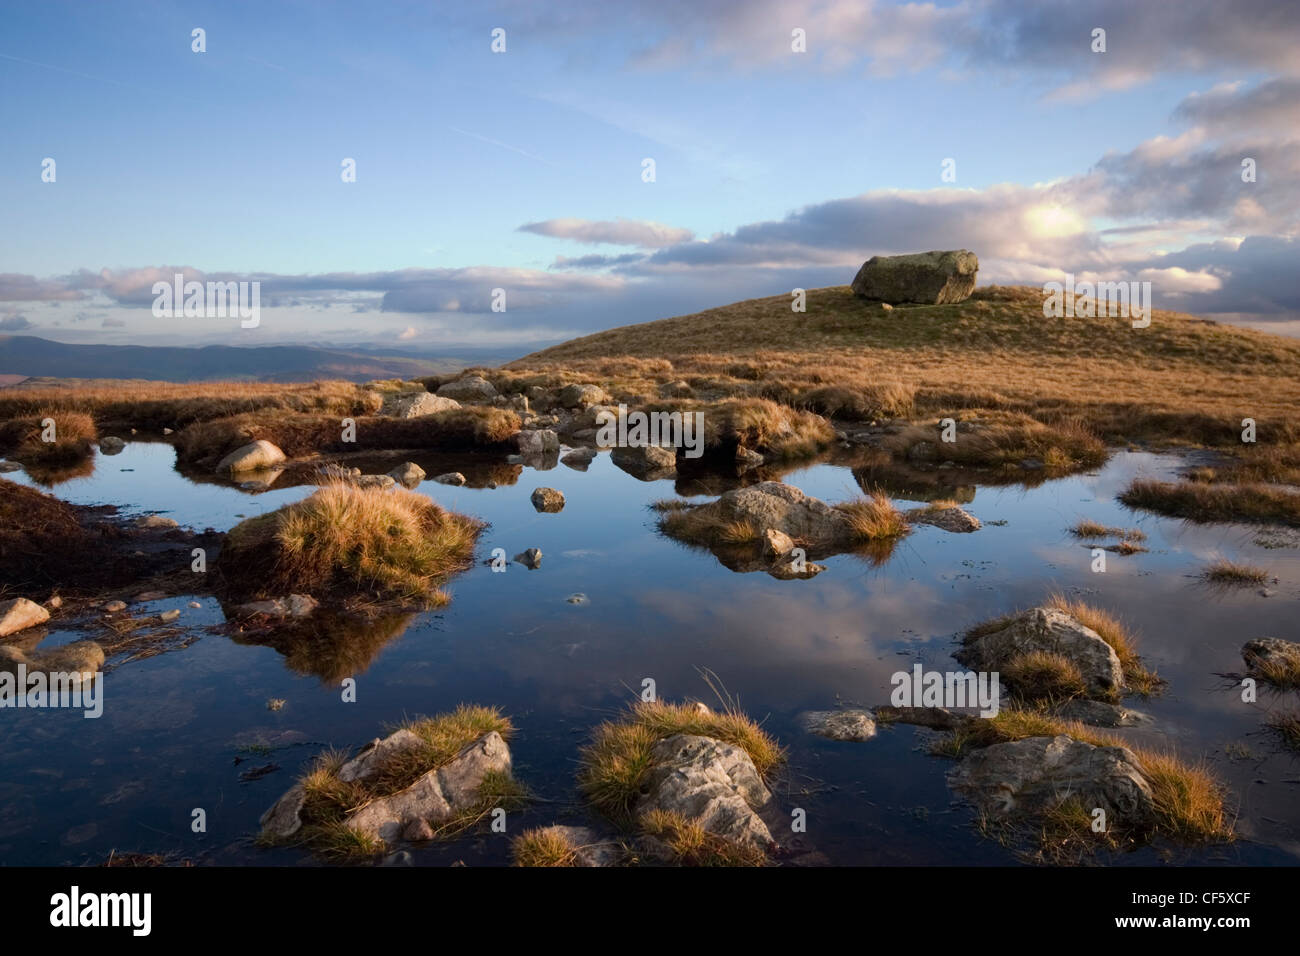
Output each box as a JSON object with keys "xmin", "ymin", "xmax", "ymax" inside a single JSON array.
[{"xmin": 217, "ymin": 481, "xmax": 483, "ymax": 605}]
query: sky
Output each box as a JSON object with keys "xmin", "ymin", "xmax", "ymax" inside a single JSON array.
[{"xmin": 1, "ymin": 0, "xmax": 1298, "ymax": 354}]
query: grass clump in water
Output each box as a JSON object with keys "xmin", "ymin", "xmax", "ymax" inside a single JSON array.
[
  {"xmin": 1120, "ymin": 479, "xmax": 1300, "ymax": 527},
  {"xmin": 1200, "ymin": 559, "xmax": 1269, "ymax": 587},
  {"xmin": 218, "ymin": 480, "xmax": 483, "ymax": 607}
]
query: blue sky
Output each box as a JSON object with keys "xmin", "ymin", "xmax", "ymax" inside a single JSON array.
[{"xmin": 2, "ymin": 0, "xmax": 1297, "ymax": 351}]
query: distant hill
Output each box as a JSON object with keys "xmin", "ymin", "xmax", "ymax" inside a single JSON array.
[{"xmin": 0, "ymin": 336, "xmax": 511, "ymax": 383}]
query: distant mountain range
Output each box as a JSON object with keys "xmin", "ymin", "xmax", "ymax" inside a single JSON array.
[{"xmin": 0, "ymin": 336, "xmax": 515, "ymax": 383}]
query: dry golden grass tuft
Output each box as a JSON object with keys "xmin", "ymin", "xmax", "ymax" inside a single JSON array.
[
  {"xmin": 1044, "ymin": 594, "xmax": 1163, "ymax": 696},
  {"xmin": 217, "ymin": 480, "xmax": 483, "ymax": 605},
  {"xmin": 1120, "ymin": 479, "xmax": 1300, "ymax": 527},
  {"xmin": 1200, "ymin": 559, "xmax": 1270, "ymax": 587},
  {"xmin": 0, "ymin": 411, "xmax": 97, "ymax": 465}
]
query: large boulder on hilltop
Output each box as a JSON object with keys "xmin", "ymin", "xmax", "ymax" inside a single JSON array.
[
  {"xmin": 216, "ymin": 440, "xmax": 287, "ymax": 475},
  {"xmin": 636, "ymin": 734, "xmax": 774, "ymax": 848},
  {"xmin": 958, "ymin": 607, "xmax": 1124, "ymax": 700},
  {"xmin": 436, "ymin": 376, "xmax": 498, "ymax": 403},
  {"xmin": 948, "ymin": 734, "xmax": 1155, "ymax": 830},
  {"xmin": 851, "ymin": 250, "xmax": 979, "ymax": 305}
]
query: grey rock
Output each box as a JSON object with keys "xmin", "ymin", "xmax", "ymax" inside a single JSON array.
[
  {"xmin": 433, "ymin": 472, "xmax": 466, "ymax": 486},
  {"xmin": 514, "ymin": 548, "xmax": 543, "ymax": 569},
  {"xmin": 354, "ymin": 474, "xmax": 396, "ymax": 490},
  {"xmin": 557, "ymin": 383, "xmax": 611, "ymax": 408},
  {"xmin": 636, "ymin": 734, "xmax": 774, "ymax": 848},
  {"xmin": 216, "ymin": 440, "xmax": 287, "ymax": 475},
  {"xmin": 561, "ymin": 447, "xmax": 597, "ymax": 470},
  {"xmin": 98, "ymin": 436, "xmax": 126, "ymax": 455},
  {"xmin": 233, "ymin": 594, "xmax": 319, "ymax": 621},
  {"xmin": 135, "ymin": 514, "xmax": 179, "ymax": 530},
  {"xmin": 383, "ymin": 392, "xmax": 461, "ymax": 418},
  {"xmin": 516, "ymin": 429, "xmax": 560, "ymax": 457},
  {"xmin": 531, "ymin": 487, "xmax": 565, "ymax": 513},
  {"xmin": 610, "ymin": 444, "xmax": 677, "ymax": 479},
  {"xmin": 907, "ymin": 505, "xmax": 981, "ymax": 533},
  {"xmin": 959, "ymin": 606, "xmax": 1124, "ymax": 700},
  {"xmin": 0, "ymin": 597, "xmax": 50, "ymax": 638},
  {"xmin": 1055, "ymin": 698, "xmax": 1148, "ymax": 728},
  {"xmin": 337, "ymin": 729, "xmax": 426, "ymax": 784},
  {"xmin": 851, "ymin": 249, "xmax": 979, "ymax": 305},
  {"xmin": 948, "ymin": 734, "xmax": 1155, "ymax": 829},
  {"xmin": 436, "ymin": 375, "xmax": 498, "ymax": 403},
  {"xmin": 388, "ymin": 461, "xmax": 426, "ymax": 487}
]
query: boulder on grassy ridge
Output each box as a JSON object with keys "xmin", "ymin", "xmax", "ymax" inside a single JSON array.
[
  {"xmin": 383, "ymin": 392, "xmax": 462, "ymax": 418},
  {"xmin": 851, "ymin": 250, "xmax": 979, "ymax": 305},
  {"xmin": 436, "ymin": 376, "xmax": 498, "ymax": 403}
]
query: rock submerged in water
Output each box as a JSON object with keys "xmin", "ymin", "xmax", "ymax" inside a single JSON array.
[
  {"xmin": 799, "ymin": 710, "xmax": 877, "ymax": 742},
  {"xmin": 948, "ymin": 734, "xmax": 1155, "ymax": 830},
  {"xmin": 713, "ymin": 482, "xmax": 854, "ymax": 550},
  {"xmin": 851, "ymin": 249, "xmax": 979, "ymax": 305},
  {"xmin": 958, "ymin": 606, "xmax": 1124, "ymax": 700},
  {"xmin": 906, "ymin": 505, "xmax": 981, "ymax": 533},
  {"xmin": 98, "ymin": 436, "xmax": 126, "ymax": 455},
  {"xmin": 514, "ymin": 548, "xmax": 543, "ymax": 569},
  {"xmin": 635, "ymin": 734, "xmax": 774, "ymax": 848}
]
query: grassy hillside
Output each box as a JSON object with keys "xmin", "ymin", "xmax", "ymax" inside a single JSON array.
[{"xmin": 508, "ymin": 284, "xmax": 1300, "ymax": 446}]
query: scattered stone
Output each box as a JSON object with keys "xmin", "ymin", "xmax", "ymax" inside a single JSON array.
[
  {"xmin": 98, "ymin": 436, "xmax": 126, "ymax": 455},
  {"xmin": 636, "ymin": 734, "xmax": 774, "ymax": 847},
  {"xmin": 354, "ymin": 474, "xmax": 396, "ymax": 490},
  {"xmin": 557, "ymin": 383, "xmax": 611, "ymax": 408},
  {"xmin": 958, "ymin": 607, "xmax": 1124, "ymax": 700},
  {"xmin": 1242, "ymin": 638, "xmax": 1300, "ymax": 674},
  {"xmin": 0, "ymin": 460, "xmax": 22, "ymax": 473},
  {"xmin": 344, "ymin": 732, "xmax": 512, "ymax": 845},
  {"xmin": 710, "ymin": 482, "xmax": 854, "ymax": 550},
  {"xmin": 163, "ymin": 428, "xmax": 173, "ymax": 435},
  {"xmin": 133, "ymin": 590, "xmax": 166, "ymax": 602},
  {"xmin": 516, "ymin": 429, "xmax": 560, "ymax": 457},
  {"xmin": 610, "ymin": 444, "xmax": 677, "ymax": 479},
  {"xmin": 1054, "ymin": 698, "xmax": 1148, "ymax": 728},
  {"xmin": 233, "ymin": 594, "xmax": 319, "ymax": 621},
  {"xmin": 433, "ymin": 472, "xmax": 466, "ymax": 486},
  {"xmin": 436, "ymin": 375, "xmax": 498, "ymax": 403},
  {"xmin": 135, "ymin": 514, "xmax": 179, "ymax": 530},
  {"xmin": 531, "ymin": 487, "xmax": 565, "ymax": 513},
  {"xmin": 46, "ymin": 595, "xmax": 62, "ymax": 610},
  {"xmin": 384, "ymin": 392, "xmax": 461, "ymax": 418},
  {"xmin": 799, "ymin": 710, "xmax": 877, "ymax": 742},
  {"xmin": 158, "ymin": 609, "xmax": 181, "ymax": 623},
  {"xmin": 907, "ymin": 505, "xmax": 981, "ymax": 533},
  {"xmin": 0, "ymin": 598, "xmax": 50, "ymax": 638},
  {"xmin": 851, "ymin": 249, "xmax": 979, "ymax": 305},
  {"xmin": 561, "ymin": 447, "xmax": 597, "ymax": 470},
  {"xmin": 514, "ymin": 548, "xmax": 543, "ymax": 570},
  {"xmin": 873, "ymin": 705, "xmax": 971, "ymax": 730},
  {"xmin": 735, "ymin": 445, "xmax": 765, "ymax": 470},
  {"xmin": 565, "ymin": 593, "xmax": 589, "ymax": 605},
  {"xmin": 216, "ymin": 440, "xmax": 287, "ymax": 475},
  {"xmin": 338, "ymin": 729, "xmax": 425, "ymax": 784},
  {"xmin": 103, "ymin": 601, "xmax": 127, "ymax": 613},
  {"xmin": 388, "ymin": 461, "xmax": 426, "ymax": 487},
  {"xmin": 948, "ymin": 734, "xmax": 1154, "ymax": 829}
]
